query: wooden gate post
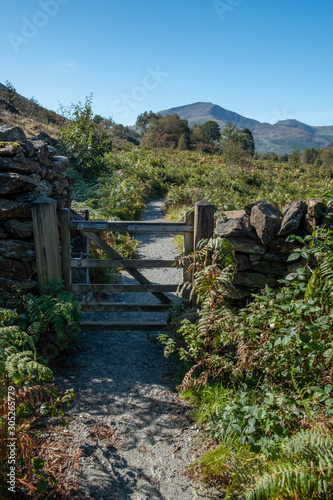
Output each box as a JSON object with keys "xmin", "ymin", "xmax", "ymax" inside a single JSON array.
[
  {"xmin": 194, "ymin": 199, "xmax": 215, "ymax": 248},
  {"xmin": 31, "ymin": 197, "xmax": 62, "ymax": 294},
  {"xmin": 191, "ymin": 200, "xmax": 215, "ymax": 306},
  {"xmin": 60, "ymin": 208, "xmax": 71, "ymax": 291}
]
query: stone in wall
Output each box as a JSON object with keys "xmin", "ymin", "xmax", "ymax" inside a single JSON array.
[
  {"xmin": 0, "ymin": 125, "xmax": 72, "ymax": 297},
  {"xmin": 250, "ymin": 202, "xmax": 282, "ymax": 244},
  {"xmin": 215, "ymin": 198, "xmax": 329, "ymax": 301}
]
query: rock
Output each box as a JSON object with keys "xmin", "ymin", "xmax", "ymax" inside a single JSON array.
[
  {"xmin": 252, "ymin": 260, "xmax": 287, "ymax": 276},
  {"xmin": 11, "ymin": 191, "xmax": 39, "ymax": 203},
  {"xmin": 38, "ymin": 143, "xmax": 49, "ymax": 166},
  {"xmin": 0, "ymin": 125, "xmax": 26, "ymax": 143},
  {"xmin": 262, "ymin": 252, "xmax": 290, "ymax": 263},
  {"xmin": 250, "ymin": 202, "xmax": 282, "ymax": 244},
  {"xmin": 268, "ymin": 237, "xmax": 300, "ymax": 254},
  {"xmin": 303, "ymin": 214, "xmax": 317, "ymax": 233},
  {"xmin": 51, "ymin": 180, "xmax": 65, "ymax": 195},
  {"xmin": 244, "ymin": 200, "xmax": 266, "ymax": 216},
  {"xmin": 0, "ymin": 199, "xmax": 31, "ymax": 218},
  {"xmin": 233, "ymin": 271, "xmax": 280, "ymax": 288},
  {"xmin": 4, "ymin": 220, "xmax": 33, "ymax": 239},
  {"xmin": 13, "ymin": 152, "xmax": 26, "ymax": 163},
  {"xmin": 0, "ymin": 240, "xmax": 35, "ymax": 261},
  {"xmin": 0, "ymin": 226, "xmax": 8, "ymax": 239},
  {"xmin": 235, "ymin": 253, "xmax": 251, "ymax": 271},
  {"xmin": 0, "ymin": 277, "xmax": 38, "ymax": 296},
  {"xmin": 225, "ymin": 286, "xmax": 252, "ymax": 300},
  {"xmin": 0, "ymin": 142, "xmax": 23, "ymax": 157},
  {"xmin": 23, "ymin": 140, "xmax": 35, "ymax": 157},
  {"xmin": 279, "ymin": 200, "xmax": 306, "ymax": 235},
  {"xmin": 36, "ymin": 132, "xmax": 58, "ymax": 147},
  {"xmin": 0, "ymin": 172, "xmax": 38, "ymax": 195},
  {"xmin": 306, "ymin": 198, "xmax": 326, "ymax": 218},
  {"xmin": 53, "ymin": 156, "xmax": 69, "ymax": 173},
  {"xmin": 216, "ymin": 210, "xmax": 258, "ymax": 239},
  {"xmin": 249, "ymin": 254, "xmax": 262, "ymax": 264},
  {"xmin": 47, "ymin": 146, "xmax": 57, "ymax": 157},
  {"xmin": 226, "ymin": 237, "xmax": 267, "ymax": 254},
  {"xmin": 0, "ymin": 156, "xmax": 40, "ymax": 174},
  {"xmin": 35, "ymin": 180, "xmax": 53, "ymax": 197},
  {"xmin": 0, "ymin": 256, "xmax": 31, "ymax": 280}
]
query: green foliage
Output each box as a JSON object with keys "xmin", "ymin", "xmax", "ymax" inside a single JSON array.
[
  {"xmin": 59, "ymin": 94, "xmax": 113, "ymax": 178},
  {"xmin": 0, "ymin": 284, "xmax": 79, "ymax": 496},
  {"xmin": 160, "ymin": 227, "xmax": 333, "ymax": 497},
  {"xmin": 248, "ymin": 427, "xmax": 333, "ymax": 500}
]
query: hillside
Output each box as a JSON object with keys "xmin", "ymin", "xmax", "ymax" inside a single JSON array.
[
  {"xmin": 160, "ymin": 102, "xmax": 333, "ymax": 154},
  {"xmin": 0, "ymin": 82, "xmax": 64, "ymax": 138}
]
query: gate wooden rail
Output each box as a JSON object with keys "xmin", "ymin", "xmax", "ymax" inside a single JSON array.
[{"xmin": 32, "ymin": 199, "xmax": 214, "ymax": 331}]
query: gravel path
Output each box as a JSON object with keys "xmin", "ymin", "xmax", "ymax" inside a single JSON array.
[{"xmin": 51, "ymin": 200, "xmax": 219, "ymax": 499}]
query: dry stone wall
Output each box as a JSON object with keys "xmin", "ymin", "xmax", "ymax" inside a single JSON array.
[
  {"xmin": 216, "ymin": 199, "xmax": 331, "ymax": 300},
  {"xmin": 0, "ymin": 125, "xmax": 72, "ymax": 298}
]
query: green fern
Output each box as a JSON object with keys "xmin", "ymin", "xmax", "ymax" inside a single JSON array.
[{"xmin": 247, "ymin": 428, "xmax": 333, "ymax": 500}]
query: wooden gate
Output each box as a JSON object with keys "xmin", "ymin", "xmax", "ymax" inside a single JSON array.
[{"xmin": 31, "ymin": 199, "xmax": 214, "ymax": 331}]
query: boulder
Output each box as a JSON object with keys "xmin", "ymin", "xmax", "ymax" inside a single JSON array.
[
  {"xmin": 227, "ymin": 237, "xmax": 267, "ymax": 254},
  {"xmin": 262, "ymin": 252, "xmax": 290, "ymax": 263},
  {"xmin": 235, "ymin": 253, "xmax": 252, "ymax": 271},
  {"xmin": 38, "ymin": 143, "xmax": 49, "ymax": 167},
  {"xmin": 0, "ymin": 256, "xmax": 31, "ymax": 280},
  {"xmin": 0, "ymin": 142, "xmax": 23, "ymax": 157},
  {"xmin": 244, "ymin": 200, "xmax": 266, "ymax": 216},
  {"xmin": 250, "ymin": 202, "xmax": 282, "ymax": 244},
  {"xmin": 268, "ymin": 237, "xmax": 300, "ymax": 254},
  {"xmin": 233, "ymin": 271, "xmax": 280, "ymax": 288},
  {"xmin": 53, "ymin": 156, "xmax": 69, "ymax": 173},
  {"xmin": 306, "ymin": 198, "xmax": 326, "ymax": 218},
  {"xmin": 216, "ymin": 210, "xmax": 258, "ymax": 239},
  {"xmin": 0, "ymin": 125, "xmax": 26, "ymax": 143},
  {"xmin": 0, "ymin": 226, "xmax": 8, "ymax": 239},
  {"xmin": 252, "ymin": 260, "xmax": 287, "ymax": 276},
  {"xmin": 0, "ymin": 277, "xmax": 38, "ymax": 296},
  {"xmin": 303, "ymin": 214, "xmax": 317, "ymax": 233},
  {"xmin": 35, "ymin": 180, "xmax": 53, "ymax": 197},
  {"xmin": 0, "ymin": 240, "xmax": 35, "ymax": 261},
  {"xmin": 0, "ymin": 199, "xmax": 31, "ymax": 218},
  {"xmin": 279, "ymin": 200, "xmax": 306, "ymax": 235},
  {"xmin": 4, "ymin": 220, "xmax": 33, "ymax": 239},
  {"xmin": 0, "ymin": 172, "xmax": 38, "ymax": 195},
  {"xmin": 0, "ymin": 156, "xmax": 40, "ymax": 174},
  {"xmin": 23, "ymin": 140, "xmax": 35, "ymax": 157},
  {"xmin": 11, "ymin": 191, "xmax": 39, "ymax": 203},
  {"xmin": 35, "ymin": 132, "xmax": 58, "ymax": 148}
]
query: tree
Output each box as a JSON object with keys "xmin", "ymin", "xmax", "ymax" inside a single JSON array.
[
  {"xmin": 202, "ymin": 120, "xmax": 221, "ymax": 143},
  {"xmin": 135, "ymin": 111, "xmax": 159, "ymax": 136},
  {"xmin": 59, "ymin": 94, "xmax": 113, "ymax": 178},
  {"xmin": 301, "ymin": 147, "xmax": 320, "ymax": 165},
  {"xmin": 5, "ymin": 80, "xmax": 17, "ymax": 106},
  {"xmin": 144, "ymin": 114, "xmax": 190, "ymax": 149},
  {"xmin": 221, "ymin": 122, "xmax": 255, "ymax": 165},
  {"xmin": 178, "ymin": 133, "xmax": 189, "ymax": 150}
]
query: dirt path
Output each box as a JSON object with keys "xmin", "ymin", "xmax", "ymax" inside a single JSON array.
[{"xmin": 51, "ymin": 200, "xmax": 219, "ymax": 499}]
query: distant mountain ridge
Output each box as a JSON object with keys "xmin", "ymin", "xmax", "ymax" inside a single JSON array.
[{"xmin": 159, "ymin": 102, "xmax": 333, "ymax": 154}]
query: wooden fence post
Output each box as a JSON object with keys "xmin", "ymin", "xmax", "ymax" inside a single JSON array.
[
  {"xmin": 60, "ymin": 208, "xmax": 71, "ymax": 291},
  {"xmin": 191, "ymin": 200, "xmax": 215, "ymax": 306},
  {"xmin": 182, "ymin": 208, "xmax": 195, "ymax": 300},
  {"xmin": 31, "ymin": 197, "xmax": 62, "ymax": 294},
  {"xmin": 194, "ymin": 199, "xmax": 215, "ymax": 248}
]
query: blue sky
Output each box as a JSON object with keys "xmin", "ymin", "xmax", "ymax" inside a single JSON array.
[{"xmin": 1, "ymin": 0, "xmax": 332, "ymax": 126}]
